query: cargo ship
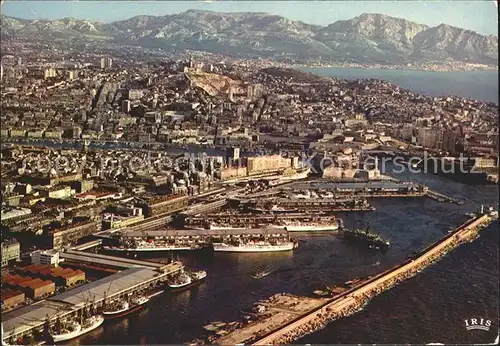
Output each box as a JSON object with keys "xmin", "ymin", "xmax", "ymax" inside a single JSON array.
[
  {"xmin": 190, "ymin": 224, "xmax": 249, "ymax": 231},
  {"xmin": 102, "ymin": 296, "xmax": 149, "ymax": 320},
  {"xmin": 342, "ymin": 228, "xmax": 390, "ymax": 250},
  {"xmin": 103, "ymin": 240, "xmax": 202, "ymax": 252},
  {"xmin": 268, "ymin": 222, "xmax": 339, "ymax": 232},
  {"xmin": 168, "ymin": 270, "xmax": 207, "ymax": 292},
  {"xmin": 51, "ymin": 315, "xmax": 104, "ymax": 343},
  {"xmin": 213, "ymin": 240, "xmax": 296, "ymax": 252}
]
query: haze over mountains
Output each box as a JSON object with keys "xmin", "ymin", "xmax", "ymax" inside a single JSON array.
[{"xmin": 1, "ymin": 10, "xmax": 497, "ymax": 66}]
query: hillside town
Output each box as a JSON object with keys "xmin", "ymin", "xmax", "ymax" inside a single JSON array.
[{"xmin": 0, "ymin": 39, "xmax": 498, "ymax": 345}]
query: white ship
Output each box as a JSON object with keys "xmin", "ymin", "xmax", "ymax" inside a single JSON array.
[
  {"xmin": 102, "ymin": 296, "xmax": 149, "ymax": 319},
  {"xmin": 51, "ymin": 315, "xmax": 104, "ymax": 343},
  {"xmin": 190, "ymin": 224, "xmax": 249, "ymax": 231},
  {"xmin": 213, "ymin": 241, "xmax": 295, "ymax": 252},
  {"xmin": 268, "ymin": 223, "xmax": 339, "ymax": 232},
  {"xmin": 103, "ymin": 241, "xmax": 201, "ymax": 252}
]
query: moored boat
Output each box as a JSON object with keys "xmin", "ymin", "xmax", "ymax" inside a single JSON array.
[
  {"xmin": 342, "ymin": 227, "xmax": 390, "ymax": 250},
  {"xmin": 51, "ymin": 315, "xmax": 104, "ymax": 343},
  {"xmin": 213, "ymin": 241, "xmax": 295, "ymax": 252},
  {"xmin": 103, "ymin": 241, "xmax": 202, "ymax": 252},
  {"xmin": 267, "ymin": 221, "xmax": 339, "ymax": 232},
  {"xmin": 168, "ymin": 270, "xmax": 207, "ymax": 292},
  {"xmin": 102, "ymin": 296, "xmax": 149, "ymax": 320}
]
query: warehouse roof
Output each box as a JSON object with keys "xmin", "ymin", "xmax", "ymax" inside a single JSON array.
[
  {"xmin": 2, "ymin": 300, "xmax": 74, "ymax": 340},
  {"xmin": 48, "ymin": 267, "xmax": 160, "ymax": 307}
]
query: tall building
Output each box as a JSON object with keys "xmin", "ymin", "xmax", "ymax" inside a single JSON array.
[
  {"xmin": 72, "ymin": 126, "xmax": 82, "ymax": 139},
  {"xmin": 67, "ymin": 70, "xmax": 77, "ymax": 81},
  {"xmin": 402, "ymin": 124, "xmax": 414, "ymax": 141},
  {"xmin": 417, "ymin": 127, "xmax": 438, "ymax": 148},
  {"xmin": 17, "ymin": 57, "xmax": 22, "ymax": 66},
  {"xmin": 122, "ymin": 100, "xmax": 131, "ymax": 113},
  {"xmin": 226, "ymin": 147, "xmax": 240, "ymax": 163},
  {"xmin": 2, "ymin": 239, "xmax": 20, "ymax": 267},
  {"xmin": 31, "ymin": 250, "xmax": 60, "ymax": 267},
  {"xmin": 442, "ymin": 130, "xmax": 458, "ymax": 153},
  {"xmin": 43, "ymin": 68, "xmax": 57, "ymax": 79},
  {"xmin": 66, "ymin": 71, "xmax": 78, "ymax": 80},
  {"xmin": 100, "ymin": 57, "xmax": 113, "ymax": 69},
  {"xmin": 247, "ymin": 85, "xmax": 253, "ymax": 99}
]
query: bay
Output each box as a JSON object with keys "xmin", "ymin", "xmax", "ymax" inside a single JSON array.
[{"xmin": 301, "ymin": 67, "xmax": 499, "ymax": 104}]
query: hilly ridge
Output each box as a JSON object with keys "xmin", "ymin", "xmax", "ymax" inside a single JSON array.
[{"xmin": 1, "ymin": 10, "xmax": 497, "ymax": 65}]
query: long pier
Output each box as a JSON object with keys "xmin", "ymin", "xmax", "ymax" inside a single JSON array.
[{"xmin": 206, "ymin": 212, "xmax": 496, "ymax": 345}]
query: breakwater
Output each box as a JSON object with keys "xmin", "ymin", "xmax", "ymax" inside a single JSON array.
[{"xmin": 251, "ymin": 213, "xmax": 495, "ymax": 345}]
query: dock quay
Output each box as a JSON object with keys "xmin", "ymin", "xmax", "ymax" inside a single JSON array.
[
  {"xmin": 236, "ymin": 197, "xmax": 373, "ymax": 209},
  {"xmin": 201, "ymin": 212, "xmax": 496, "ymax": 345},
  {"xmin": 2, "ymin": 262, "xmax": 184, "ymax": 343},
  {"xmin": 112, "ymin": 228, "xmax": 290, "ymax": 247},
  {"xmin": 426, "ymin": 189, "xmax": 464, "ymax": 204},
  {"xmin": 288, "ymin": 181, "xmax": 426, "ymax": 193},
  {"xmin": 185, "ymin": 214, "xmax": 338, "ymax": 227},
  {"xmin": 60, "ymin": 249, "xmax": 172, "ymax": 270}
]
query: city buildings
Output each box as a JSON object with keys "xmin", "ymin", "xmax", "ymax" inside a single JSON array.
[
  {"xmin": 1, "ymin": 239, "xmax": 20, "ymax": 267},
  {"xmin": 30, "ymin": 250, "xmax": 61, "ymax": 267}
]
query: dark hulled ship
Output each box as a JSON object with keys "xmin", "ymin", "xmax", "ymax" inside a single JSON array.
[{"xmin": 342, "ymin": 227, "xmax": 390, "ymax": 250}]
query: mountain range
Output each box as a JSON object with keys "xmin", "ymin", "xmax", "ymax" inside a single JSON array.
[{"xmin": 1, "ymin": 10, "xmax": 497, "ymax": 65}]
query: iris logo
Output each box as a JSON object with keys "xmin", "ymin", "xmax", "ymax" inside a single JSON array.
[{"xmin": 464, "ymin": 318, "xmax": 492, "ymax": 331}]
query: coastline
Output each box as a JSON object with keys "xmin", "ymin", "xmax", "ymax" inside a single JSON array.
[{"xmin": 291, "ymin": 62, "xmax": 498, "ymax": 73}]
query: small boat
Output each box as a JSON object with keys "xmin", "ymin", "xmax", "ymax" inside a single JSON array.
[
  {"xmin": 102, "ymin": 296, "xmax": 149, "ymax": 320},
  {"xmin": 51, "ymin": 315, "xmax": 104, "ymax": 343},
  {"xmin": 313, "ymin": 289, "xmax": 331, "ymax": 297},
  {"xmin": 168, "ymin": 270, "xmax": 207, "ymax": 292},
  {"xmin": 345, "ymin": 278, "xmax": 361, "ymax": 286},
  {"xmin": 251, "ymin": 270, "xmax": 272, "ymax": 279}
]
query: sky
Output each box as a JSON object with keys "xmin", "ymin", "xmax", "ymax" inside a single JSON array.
[{"xmin": 1, "ymin": 1, "xmax": 498, "ymax": 35}]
